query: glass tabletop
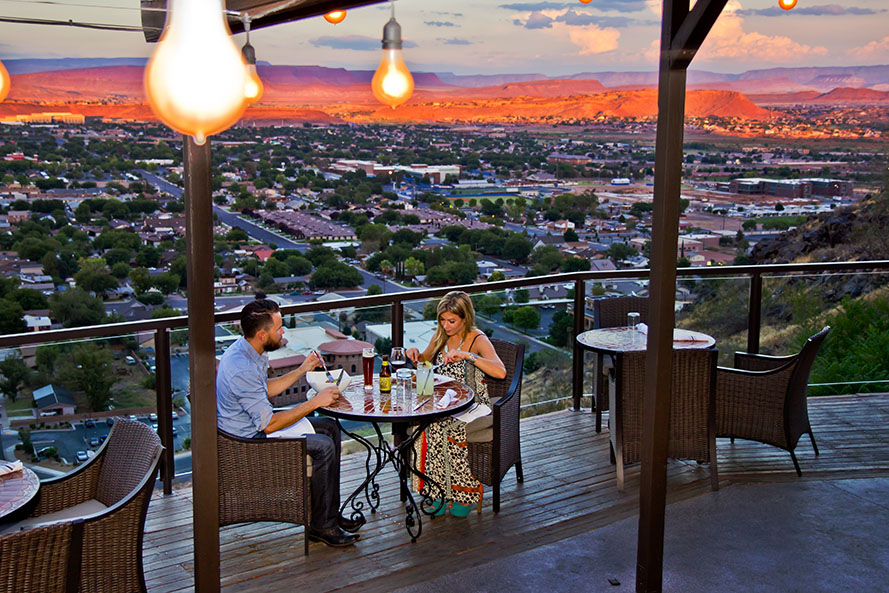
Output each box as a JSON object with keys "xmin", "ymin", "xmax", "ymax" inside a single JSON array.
[{"xmin": 576, "ymin": 327, "xmax": 716, "ymax": 354}]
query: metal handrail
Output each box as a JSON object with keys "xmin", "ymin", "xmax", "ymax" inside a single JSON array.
[{"xmin": 3, "ymin": 258, "xmax": 888, "ymax": 494}]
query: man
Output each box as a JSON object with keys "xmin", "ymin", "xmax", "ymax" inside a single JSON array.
[{"xmin": 217, "ymin": 296, "xmax": 362, "ymax": 547}]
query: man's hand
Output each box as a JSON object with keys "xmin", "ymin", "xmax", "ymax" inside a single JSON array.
[
  {"xmin": 406, "ymin": 347, "xmax": 421, "ymax": 364},
  {"xmin": 313, "ymin": 385, "xmax": 340, "ymax": 408},
  {"xmin": 298, "ymin": 351, "xmax": 324, "ymax": 375}
]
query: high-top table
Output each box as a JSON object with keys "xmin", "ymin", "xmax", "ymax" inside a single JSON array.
[
  {"xmin": 576, "ymin": 326, "xmax": 716, "ymax": 355},
  {"xmin": 0, "ymin": 465, "xmax": 40, "ymax": 524},
  {"xmin": 317, "ymin": 374, "xmax": 475, "ymax": 542}
]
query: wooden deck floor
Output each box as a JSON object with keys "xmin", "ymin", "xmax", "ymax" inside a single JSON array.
[{"xmin": 143, "ymin": 393, "xmax": 889, "ymax": 593}]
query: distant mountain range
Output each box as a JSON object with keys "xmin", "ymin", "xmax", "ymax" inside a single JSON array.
[{"xmin": 2, "ymin": 59, "xmax": 889, "ymax": 125}]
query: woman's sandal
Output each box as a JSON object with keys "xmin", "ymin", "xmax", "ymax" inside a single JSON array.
[
  {"xmin": 430, "ymin": 499, "xmax": 448, "ymax": 516},
  {"xmin": 449, "ymin": 502, "xmax": 472, "ymax": 517}
]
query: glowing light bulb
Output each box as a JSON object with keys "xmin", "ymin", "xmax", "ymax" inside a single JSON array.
[
  {"xmin": 371, "ymin": 15, "xmax": 414, "ymax": 109},
  {"xmin": 324, "ymin": 10, "xmax": 347, "ymax": 24},
  {"xmin": 244, "ymin": 63, "xmax": 264, "ymax": 103},
  {"xmin": 241, "ymin": 35, "xmax": 264, "ymax": 104},
  {"xmin": 144, "ymin": 0, "xmax": 248, "ymax": 144},
  {"xmin": 0, "ymin": 60, "xmax": 10, "ymax": 103},
  {"xmin": 778, "ymin": 0, "xmax": 797, "ymax": 9}
]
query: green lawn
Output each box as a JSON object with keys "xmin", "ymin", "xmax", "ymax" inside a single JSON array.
[{"xmin": 6, "ymin": 397, "xmax": 34, "ymax": 417}]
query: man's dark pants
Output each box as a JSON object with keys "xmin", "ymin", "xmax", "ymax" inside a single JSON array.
[{"xmin": 306, "ymin": 416, "xmax": 341, "ymax": 530}]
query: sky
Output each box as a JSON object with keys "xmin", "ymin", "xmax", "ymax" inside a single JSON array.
[{"xmin": 1, "ymin": 0, "xmax": 888, "ymax": 75}]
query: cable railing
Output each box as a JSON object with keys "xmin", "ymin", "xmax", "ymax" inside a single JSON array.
[{"xmin": 2, "ymin": 259, "xmax": 888, "ymax": 492}]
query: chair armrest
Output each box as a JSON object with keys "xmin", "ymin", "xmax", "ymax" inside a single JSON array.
[
  {"xmin": 733, "ymin": 351, "xmax": 797, "ymax": 371},
  {"xmin": 30, "ymin": 449, "xmax": 106, "ymax": 517}
]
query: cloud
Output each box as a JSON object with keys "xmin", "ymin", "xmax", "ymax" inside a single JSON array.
[
  {"xmin": 594, "ymin": 1, "xmax": 650, "ymax": 13},
  {"xmin": 741, "ymin": 5, "xmax": 884, "ymax": 17},
  {"xmin": 556, "ymin": 11, "xmax": 638, "ymax": 28},
  {"xmin": 847, "ymin": 36, "xmax": 889, "ymax": 60},
  {"xmin": 690, "ymin": 0, "xmax": 828, "ymax": 63},
  {"xmin": 515, "ymin": 12, "xmax": 556, "ymax": 29},
  {"xmin": 553, "ymin": 22, "xmax": 620, "ymax": 55},
  {"xmin": 310, "ymin": 35, "xmax": 417, "ymax": 51},
  {"xmin": 425, "ymin": 21, "xmax": 457, "ymax": 28},
  {"xmin": 428, "ymin": 10, "xmax": 463, "ymax": 17},
  {"xmin": 439, "ymin": 38, "xmax": 472, "ymax": 46},
  {"xmin": 500, "ymin": 2, "xmax": 569, "ymax": 11}
]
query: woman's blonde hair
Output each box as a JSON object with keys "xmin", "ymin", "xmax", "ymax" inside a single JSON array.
[{"xmin": 429, "ymin": 291, "xmax": 476, "ymax": 360}]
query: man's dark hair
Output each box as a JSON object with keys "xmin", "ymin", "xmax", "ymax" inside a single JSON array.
[{"xmin": 240, "ymin": 294, "xmax": 280, "ymax": 338}]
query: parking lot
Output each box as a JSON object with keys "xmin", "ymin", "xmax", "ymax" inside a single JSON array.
[{"xmin": 29, "ymin": 414, "xmax": 191, "ymax": 466}]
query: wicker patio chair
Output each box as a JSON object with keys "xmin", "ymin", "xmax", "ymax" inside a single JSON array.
[
  {"xmin": 466, "ymin": 339, "xmax": 525, "ymax": 513},
  {"xmin": 716, "ymin": 326, "xmax": 830, "ymax": 476},
  {"xmin": 591, "ymin": 296, "xmax": 650, "ymax": 432},
  {"xmin": 217, "ymin": 428, "xmax": 311, "ymax": 555},
  {"xmin": 609, "ymin": 348, "xmax": 719, "ymax": 491},
  {"xmin": 0, "ymin": 418, "xmax": 162, "ymax": 593}
]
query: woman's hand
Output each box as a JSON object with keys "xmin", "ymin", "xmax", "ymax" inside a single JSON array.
[
  {"xmin": 406, "ymin": 347, "xmax": 421, "ymax": 364},
  {"xmin": 442, "ymin": 349, "xmax": 471, "ymax": 365}
]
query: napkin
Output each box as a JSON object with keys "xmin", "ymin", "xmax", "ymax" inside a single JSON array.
[
  {"xmin": 0, "ymin": 460, "xmax": 23, "ymax": 476},
  {"xmin": 636, "ymin": 322, "xmax": 649, "ymax": 335},
  {"xmin": 268, "ymin": 417, "xmax": 316, "ymax": 439},
  {"xmin": 454, "ymin": 404, "xmax": 491, "ymax": 424},
  {"xmin": 435, "ymin": 388, "xmax": 457, "ymax": 409}
]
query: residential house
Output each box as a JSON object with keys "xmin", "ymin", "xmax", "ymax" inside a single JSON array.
[{"xmin": 33, "ymin": 384, "xmax": 77, "ymax": 416}]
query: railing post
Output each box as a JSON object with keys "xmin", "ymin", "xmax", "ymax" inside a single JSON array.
[
  {"xmin": 572, "ymin": 279, "xmax": 585, "ymax": 411},
  {"xmin": 391, "ymin": 300, "xmax": 404, "ymax": 348},
  {"xmin": 155, "ymin": 327, "xmax": 174, "ymax": 495},
  {"xmin": 747, "ymin": 271, "xmax": 762, "ymax": 354}
]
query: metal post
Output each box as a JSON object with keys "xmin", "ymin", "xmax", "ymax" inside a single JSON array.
[
  {"xmin": 391, "ymin": 301, "xmax": 404, "ymax": 348},
  {"xmin": 747, "ymin": 271, "xmax": 762, "ymax": 354},
  {"xmin": 637, "ymin": 3, "xmax": 728, "ymax": 592},
  {"xmin": 184, "ymin": 136, "xmax": 220, "ymax": 593},
  {"xmin": 572, "ymin": 278, "xmax": 586, "ymax": 411},
  {"xmin": 155, "ymin": 327, "xmax": 174, "ymax": 495}
]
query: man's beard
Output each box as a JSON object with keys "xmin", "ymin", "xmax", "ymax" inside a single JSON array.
[{"xmin": 264, "ymin": 335, "xmax": 283, "ymax": 352}]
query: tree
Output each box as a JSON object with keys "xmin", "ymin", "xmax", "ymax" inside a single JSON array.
[
  {"xmin": 605, "ymin": 242, "xmax": 639, "ymax": 263},
  {"xmin": 561, "ymin": 256, "xmax": 591, "ymax": 273},
  {"xmin": 423, "ymin": 300, "xmax": 440, "ymax": 320},
  {"xmin": 512, "ymin": 306, "xmax": 540, "ymax": 330},
  {"xmin": 49, "ymin": 288, "xmax": 105, "ymax": 328},
  {"xmin": 476, "ymin": 294, "xmax": 503, "ymax": 317},
  {"xmin": 502, "ymin": 235, "xmax": 533, "ymax": 263},
  {"xmin": 60, "ymin": 343, "xmax": 117, "ymax": 412},
  {"xmin": 514, "ymin": 288, "xmax": 530, "ymax": 304},
  {"xmin": 0, "ymin": 299, "xmax": 27, "ymax": 334},
  {"xmin": 309, "ymin": 261, "xmax": 363, "ymax": 290},
  {"xmin": 488, "ymin": 270, "xmax": 505, "ymax": 282},
  {"xmin": 563, "ymin": 228, "xmax": 579, "ymax": 243},
  {"xmin": 153, "ymin": 272, "xmax": 181, "ymax": 295},
  {"xmin": 10, "ymin": 288, "xmax": 48, "ymax": 311},
  {"xmin": 548, "ymin": 310, "xmax": 573, "ymax": 347},
  {"xmin": 151, "ymin": 306, "xmax": 183, "ymax": 319},
  {"xmin": 0, "ymin": 353, "xmax": 29, "ymax": 402},
  {"xmin": 286, "ymin": 255, "xmax": 313, "ymax": 276},
  {"xmin": 129, "ymin": 267, "xmax": 152, "ymax": 294},
  {"xmin": 404, "ymin": 257, "xmax": 424, "ymax": 278},
  {"xmin": 366, "ymin": 284, "xmax": 383, "ymax": 296}
]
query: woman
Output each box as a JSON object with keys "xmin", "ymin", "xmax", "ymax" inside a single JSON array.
[{"xmin": 406, "ymin": 291, "xmax": 506, "ymax": 516}]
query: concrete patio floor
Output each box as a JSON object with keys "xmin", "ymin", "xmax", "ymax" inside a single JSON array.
[{"xmin": 392, "ymin": 477, "xmax": 889, "ymax": 593}]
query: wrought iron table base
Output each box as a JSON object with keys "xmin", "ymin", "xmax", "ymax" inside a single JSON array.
[{"xmin": 336, "ymin": 419, "xmax": 444, "ymax": 542}]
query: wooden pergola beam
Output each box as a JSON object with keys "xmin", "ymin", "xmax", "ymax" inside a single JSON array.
[{"xmin": 637, "ymin": 2, "xmax": 728, "ymax": 592}]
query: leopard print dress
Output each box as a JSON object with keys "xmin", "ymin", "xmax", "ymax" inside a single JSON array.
[{"xmin": 413, "ymin": 337, "xmax": 490, "ymax": 506}]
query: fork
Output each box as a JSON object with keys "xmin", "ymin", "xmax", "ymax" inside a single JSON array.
[{"xmin": 312, "ymin": 349, "xmax": 335, "ymax": 383}]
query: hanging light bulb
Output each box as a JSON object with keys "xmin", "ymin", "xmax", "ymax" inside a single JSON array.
[
  {"xmin": 144, "ymin": 0, "xmax": 248, "ymax": 145},
  {"xmin": 241, "ymin": 16, "xmax": 264, "ymax": 104},
  {"xmin": 778, "ymin": 0, "xmax": 797, "ymax": 9},
  {"xmin": 371, "ymin": 5, "xmax": 414, "ymax": 109},
  {"xmin": 324, "ymin": 10, "xmax": 347, "ymax": 24},
  {"xmin": 0, "ymin": 59, "xmax": 10, "ymax": 103}
]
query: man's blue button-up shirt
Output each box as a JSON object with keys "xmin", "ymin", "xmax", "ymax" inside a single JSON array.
[{"xmin": 216, "ymin": 336, "xmax": 273, "ymax": 437}]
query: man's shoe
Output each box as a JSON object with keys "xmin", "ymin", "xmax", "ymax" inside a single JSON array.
[
  {"xmin": 338, "ymin": 515, "xmax": 365, "ymax": 533},
  {"xmin": 307, "ymin": 526, "xmax": 360, "ymax": 548}
]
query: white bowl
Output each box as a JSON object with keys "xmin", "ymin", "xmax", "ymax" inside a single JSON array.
[{"xmin": 306, "ymin": 369, "xmax": 351, "ymax": 393}]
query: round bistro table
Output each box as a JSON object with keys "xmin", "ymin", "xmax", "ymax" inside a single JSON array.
[
  {"xmin": 0, "ymin": 465, "xmax": 40, "ymax": 524},
  {"xmin": 317, "ymin": 374, "xmax": 475, "ymax": 542}
]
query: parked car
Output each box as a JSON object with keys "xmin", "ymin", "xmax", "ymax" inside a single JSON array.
[
  {"xmin": 99, "ymin": 434, "xmax": 108, "ymax": 443},
  {"xmin": 149, "ymin": 413, "xmax": 158, "ymax": 422},
  {"xmin": 171, "ymin": 427, "xmax": 178, "ymax": 436},
  {"xmin": 106, "ymin": 417, "xmax": 115, "ymax": 426},
  {"xmin": 89, "ymin": 437, "xmax": 100, "ymax": 447},
  {"xmin": 128, "ymin": 415, "xmax": 138, "ymax": 421},
  {"xmin": 171, "ymin": 411, "xmax": 179, "ymax": 420},
  {"xmin": 84, "ymin": 419, "xmax": 95, "ymax": 428},
  {"xmin": 76, "ymin": 451, "xmax": 89, "ymax": 462},
  {"xmin": 125, "ymin": 355, "xmax": 136, "ymax": 365}
]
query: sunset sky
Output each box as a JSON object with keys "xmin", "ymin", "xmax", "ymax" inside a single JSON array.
[{"xmin": 1, "ymin": 0, "xmax": 888, "ymax": 75}]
